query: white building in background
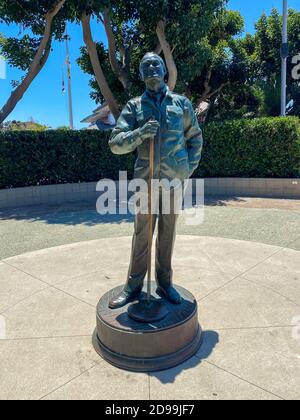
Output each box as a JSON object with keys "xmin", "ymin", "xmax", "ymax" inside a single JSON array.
[{"xmin": 81, "ymin": 103, "xmax": 116, "ymax": 131}]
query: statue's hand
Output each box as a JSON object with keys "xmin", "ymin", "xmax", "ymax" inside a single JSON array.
[{"xmin": 139, "ymin": 120, "xmax": 160, "ymax": 141}]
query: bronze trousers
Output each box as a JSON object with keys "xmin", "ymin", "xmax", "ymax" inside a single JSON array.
[{"xmin": 125, "ymin": 188, "xmax": 180, "ymax": 293}]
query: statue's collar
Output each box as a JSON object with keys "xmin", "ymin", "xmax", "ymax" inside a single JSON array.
[{"xmin": 142, "ymin": 85, "xmax": 172, "ymax": 103}]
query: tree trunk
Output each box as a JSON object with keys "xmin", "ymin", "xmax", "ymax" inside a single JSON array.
[
  {"xmin": 81, "ymin": 13, "xmax": 120, "ymax": 120},
  {"xmin": 0, "ymin": 0, "xmax": 66, "ymax": 125},
  {"xmin": 203, "ymin": 95, "xmax": 218, "ymax": 125},
  {"xmin": 102, "ymin": 9, "xmax": 129, "ymax": 89},
  {"xmin": 198, "ymin": 82, "xmax": 229, "ymax": 108},
  {"xmin": 156, "ymin": 21, "xmax": 178, "ymax": 91},
  {"xmin": 154, "ymin": 42, "xmax": 162, "ymax": 55}
]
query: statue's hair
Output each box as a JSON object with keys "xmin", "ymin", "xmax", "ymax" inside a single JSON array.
[{"xmin": 139, "ymin": 52, "xmax": 167, "ymax": 79}]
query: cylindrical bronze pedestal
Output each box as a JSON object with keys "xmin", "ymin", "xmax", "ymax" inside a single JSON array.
[{"xmin": 93, "ymin": 283, "xmax": 202, "ymax": 372}]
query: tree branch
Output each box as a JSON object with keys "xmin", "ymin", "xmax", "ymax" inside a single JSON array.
[
  {"xmin": 30, "ymin": 0, "xmax": 66, "ymax": 75},
  {"xmin": 156, "ymin": 20, "xmax": 178, "ymax": 91},
  {"xmin": 102, "ymin": 9, "xmax": 129, "ymax": 89},
  {"xmin": 198, "ymin": 68, "xmax": 212, "ymax": 103},
  {"xmin": 102, "ymin": 11, "xmax": 121, "ymax": 76},
  {"xmin": 81, "ymin": 12, "xmax": 120, "ymax": 120},
  {"xmin": 197, "ymin": 82, "xmax": 230, "ymax": 122},
  {"xmin": 47, "ymin": 0, "xmax": 66, "ymax": 19},
  {"xmin": 154, "ymin": 41, "xmax": 162, "ymax": 55},
  {"xmin": 197, "ymin": 68, "xmax": 231, "ymax": 106},
  {"xmin": 207, "ymin": 82, "xmax": 229, "ymax": 99},
  {"xmin": 0, "ymin": 0, "xmax": 66, "ymax": 124},
  {"xmin": 203, "ymin": 94, "xmax": 217, "ymax": 125}
]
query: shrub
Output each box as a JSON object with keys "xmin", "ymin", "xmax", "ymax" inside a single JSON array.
[
  {"xmin": 0, "ymin": 117, "xmax": 299, "ymax": 189},
  {"xmin": 199, "ymin": 117, "xmax": 300, "ymax": 178},
  {"xmin": 0, "ymin": 130, "xmax": 134, "ymax": 188}
]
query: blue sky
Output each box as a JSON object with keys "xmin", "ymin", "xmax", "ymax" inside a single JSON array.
[{"xmin": 0, "ymin": 0, "xmax": 299, "ymax": 129}]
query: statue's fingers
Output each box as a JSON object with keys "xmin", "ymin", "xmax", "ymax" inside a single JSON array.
[{"xmin": 148, "ymin": 120, "xmax": 160, "ymax": 127}]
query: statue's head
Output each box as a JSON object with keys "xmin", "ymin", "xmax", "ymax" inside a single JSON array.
[{"xmin": 139, "ymin": 52, "xmax": 167, "ymax": 84}]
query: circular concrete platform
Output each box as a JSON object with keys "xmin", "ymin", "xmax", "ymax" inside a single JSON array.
[
  {"xmin": 94, "ymin": 283, "xmax": 202, "ymax": 372},
  {"xmin": 0, "ymin": 235, "xmax": 300, "ymax": 400}
]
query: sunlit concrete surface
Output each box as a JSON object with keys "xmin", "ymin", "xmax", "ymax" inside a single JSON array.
[
  {"xmin": 1, "ymin": 197, "xmax": 300, "ymax": 261},
  {"xmin": 0, "ymin": 235, "xmax": 299, "ymax": 400}
]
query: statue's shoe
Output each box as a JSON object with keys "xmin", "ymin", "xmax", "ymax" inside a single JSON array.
[
  {"xmin": 109, "ymin": 289, "xmax": 142, "ymax": 310},
  {"xmin": 156, "ymin": 286, "xmax": 182, "ymax": 305}
]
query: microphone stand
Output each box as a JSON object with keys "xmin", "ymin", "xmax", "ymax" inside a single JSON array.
[{"xmin": 128, "ymin": 119, "xmax": 169, "ymax": 323}]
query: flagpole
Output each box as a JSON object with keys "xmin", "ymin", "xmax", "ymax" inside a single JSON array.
[
  {"xmin": 65, "ymin": 28, "xmax": 74, "ymax": 129},
  {"xmin": 281, "ymin": 0, "xmax": 288, "ymax": 116}
]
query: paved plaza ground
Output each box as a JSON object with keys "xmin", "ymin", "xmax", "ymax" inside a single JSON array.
[
  {"xmin": 1, "ymin": 197, "xmax": 300, "ymax": 261},
  {"xmin": 0, "ymin": 196, "xmax": 299, "ymax": 400}
]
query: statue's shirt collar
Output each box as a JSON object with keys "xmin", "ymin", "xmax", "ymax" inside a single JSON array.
[{"xmin": 143, "ymin": 84, "xmax": 172, "ymax": 106}]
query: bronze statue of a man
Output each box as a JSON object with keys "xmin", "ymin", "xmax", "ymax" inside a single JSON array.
[{"xmin": 108, "ymin": 52, "xmax": 203, "ymax": 309}]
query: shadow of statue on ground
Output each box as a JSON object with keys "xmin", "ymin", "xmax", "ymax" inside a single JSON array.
[
  {"xmin": 149, "ymin": 330, "xmax": 219, "ymax": 384},
  {"xmin": 0, "ymin": 196, "xmax": 246, "ymax": 225},
  {"xmin": 0, "ymin": 202, "xmax": 134, "ymax": 226}
]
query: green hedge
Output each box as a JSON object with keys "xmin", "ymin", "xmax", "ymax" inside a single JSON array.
[
  {"xmin": 0, "ymin": 117, "xmax": 299, "ymax": 189},
  {"xmin": 198, "ymin": 117, "xmax": 300, "ymax": 178},
  {"xmin": 0, "ymin": 130, "xmax": 134, "ymax": 189}
]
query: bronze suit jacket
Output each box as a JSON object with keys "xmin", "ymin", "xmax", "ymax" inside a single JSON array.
[{"xmin": 109, "ymin": 86, "xmax": 203, "ymax": 182}]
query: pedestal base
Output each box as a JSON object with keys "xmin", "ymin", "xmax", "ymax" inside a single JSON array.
[
  {"xmin": 93, "ymin": 283, "xmax": 202, "ymax": 372},
  {"xmin": 128, "ymin": 298, "xmax": 169, "ymax": 323}
]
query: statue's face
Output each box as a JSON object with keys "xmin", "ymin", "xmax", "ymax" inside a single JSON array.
[{"xmin": 140, "ymin": 55, "xmax": 166, "ymax": 82}]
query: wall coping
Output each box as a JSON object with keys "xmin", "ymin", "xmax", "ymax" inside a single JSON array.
[{"xmin": 0, "ymin": 178, "xmax": 299, "ymax": 210}]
